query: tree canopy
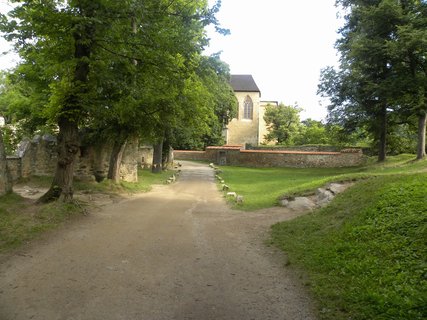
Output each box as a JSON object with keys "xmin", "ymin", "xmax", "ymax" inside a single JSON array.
[
  {"xmin": 318, "ymin": 0, "xmax": 427, "ymax": 161},
  {"xmin": 0, "ymin": 0, "xmax": 236, "ymax": 201},
  {"xmin": 263, "ymin": 103, "xmax": 302, "ymax": 145}
]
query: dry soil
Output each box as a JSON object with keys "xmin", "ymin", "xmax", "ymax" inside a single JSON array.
[{"xmin": 0, "ymin": 161, "xmax": 316, "ymax": 320}]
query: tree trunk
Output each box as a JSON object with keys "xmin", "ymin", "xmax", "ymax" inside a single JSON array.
[
  {"xmin": 38, "ymin": 118, "xmax": 80, "ymax": 203},
  {"xmin": 416, "ymin": 111, "xmax": 427, "ymax": 160},
  {"xmin": 378, "ymin": 104, "xmax": 387, "ymax": 162},
  {"xmin": 162, "ymin": 138, "xmax": 173, "ymax": 170},
  {"xmin": 0, "ymin": 128, "xmax": 12, "ymax": 196},
  {"xmin": 38, "ymin": 10, "xmax": 94, "ymax": 203},
  {"xmin": 152, "ymin": 140, "xmax": 163, "ymax": 173},
  {"xmin": 107, "ymin": 138, "xmax": 128, "ymax": 183}
]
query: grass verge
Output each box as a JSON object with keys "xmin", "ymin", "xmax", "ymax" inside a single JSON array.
[
  {"xmin": 219, "ymin": 154, "xmax": 426, "ymax": 211},
  {"xmin": 0, "ymin": 193, "xmax": 85, "ymax": 253},
  {"xmin": 270, "ymin": 173, "xmax": 427, "ymax": 320}
]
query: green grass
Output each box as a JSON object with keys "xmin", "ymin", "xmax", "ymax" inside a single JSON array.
[
  {"xmin": 270, "ymin": 173, "xmax": 427, "ymax": 320},
  {"xmin": 20, "ymin": 168, "xmax": 174, "ymax": 194},
  {"xmin": 0, "ymin": 168, "xmax": 174, "ymax": 253},
  {"xmin": 0, "ymin": 193, "xmax": 85, "ymax": 252},
  {"xmin": 219, "ymin": 154, "xmax": 427, "ymax": 210}
]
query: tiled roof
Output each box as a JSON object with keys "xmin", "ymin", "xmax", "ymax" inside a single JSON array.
[{"xmin": 230, "ymin": 75, "xmax": 260, "ymax": 92}]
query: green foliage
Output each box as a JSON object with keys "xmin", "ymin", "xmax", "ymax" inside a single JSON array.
[
  {"xmin": 171, "ymin": 54, "xmax": 237, "ymax": 150},
  {"xmin": 0, "ymin": 71, "xmax": 53, "ymax": 145},
  {"xmin": 264, "ymin": 103, "xmax": 302, "ymax": 145},
  {"xmin": 319, "ymin": 0, "xmax": 427, "ymax": 160},
  {"xmin": 294, "ymin": 119, "xmax": 330, "ymax": 145},
  {"xmin": 387, "ymin": 122, "xmax": 418, "ymax": 155},
  {"xmin": 0, "ymin": 0, "xmax": 234, "ymax": 186},
  {"xmin": 271, "ymin": 173, "xmax": 427, "ymax": 319},
  {"xmin": 0, "ymin": 125, "xmax": 20, "ymax": 155}
]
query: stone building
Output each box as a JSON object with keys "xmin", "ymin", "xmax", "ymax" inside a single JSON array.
[{"xmin": 224, "ymin": 75, "xmax": 277, "ymax": 146}]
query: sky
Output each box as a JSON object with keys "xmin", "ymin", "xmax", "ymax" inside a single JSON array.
[
  {"xmin": 0, "ymin": 0, "xmax": 344, "ymax": 121},
  {"xmin": 0, "ymin": 1, "xmax": 19, "ymax": 70},
  {"xmin": 205, "ymin": 0, "xmax": 344, "ymax": 120}
]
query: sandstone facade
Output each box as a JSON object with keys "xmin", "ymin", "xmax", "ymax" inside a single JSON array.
[{"xmin": 225, "ymin": 75, "xmax": 277, "ymax": 146}]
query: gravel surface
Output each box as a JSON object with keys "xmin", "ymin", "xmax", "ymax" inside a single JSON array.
[{"xmin": 0, "ymin": 161, "xmax": 317, "ymax": 320}]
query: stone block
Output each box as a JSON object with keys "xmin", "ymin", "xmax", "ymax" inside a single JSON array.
[
  {"xmin": 281, "ymin": 197, "xmax": 316, "ymax": 211},
  {"xmin": 226, "ymin": 192, "xmax": 237, "ymax": 199},
  {"xmin": 327, "ymin": 183, "xmax": 347, "ymax": 195}
]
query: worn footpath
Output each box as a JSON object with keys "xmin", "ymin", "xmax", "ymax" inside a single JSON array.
[{"xmin": 0, "ymin": 161, "xmax": 316, "ymax": 320}]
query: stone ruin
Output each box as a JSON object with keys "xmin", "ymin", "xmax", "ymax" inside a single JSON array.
[{"xmin": 6, "ymin": 134, "xmax": 154, "ymax": 183}]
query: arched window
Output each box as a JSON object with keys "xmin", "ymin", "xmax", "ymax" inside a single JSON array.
[{"xmin": 243, "ymin": 95, "xmax": 253, "ymax": 119}]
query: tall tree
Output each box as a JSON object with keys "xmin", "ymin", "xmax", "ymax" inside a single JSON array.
[
  {"xmin": 387, "ymin": 0, "xmax": 427, "ymax": 159},
  {"xmin": 0, "ymin": 127, "xmax": 12, "ymax": 196},
  {"xmin": 1, "ymin": 1, "xmax": 107, "ymax": 202},
  {"xmin": 1, "ymin": 0, "xmax": 229, "ymax": 193},
  {"xmin": 264, "ymin": 103, "xmax": 302, "ymax": 145},
  {"xmin": 320, "ymin": 0, "xmax": 427, "ymax": 160}
]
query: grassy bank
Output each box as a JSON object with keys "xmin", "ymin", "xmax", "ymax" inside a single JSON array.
[
  {"xmin": 219, "ymin": 154, "xmax": 426, "ymax": 210},
  {"xmin": 0, "ymin": 193, "xmax": 84, "ymax": 252},
  {"xmin": 0, "ymin": 168, "xmax": 173, "ymax": 253},
  {"xmin": 270, "ymin": 173, "xmax": 427, "ymax": 319}
]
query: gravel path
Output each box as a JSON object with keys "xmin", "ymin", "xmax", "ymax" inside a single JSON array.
[{"xmin": 0, "ymin": 161, "xmax": 316, "ymax": 320}]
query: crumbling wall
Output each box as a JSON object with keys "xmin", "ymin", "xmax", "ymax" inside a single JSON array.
[
  {"xmin": 8, "ymin": 135, "xmax": 153, "ymax": 183},
  {"xmin": 5, "ymin": 157, "xmax": 21, "ymax": 182}
]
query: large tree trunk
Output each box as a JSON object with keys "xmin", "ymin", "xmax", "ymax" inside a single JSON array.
[
  {"xmin": 162, "ymin": 138, "xmax": 173, "ymax": 170},
  {"xmin": 378, "ymin": 104, "xmax": 387, "ymax": 162},
  {"xmin": 38, "ymin": 9, "xmax": 94, "ymax": 203},
  {"xmin": 107, "ymin": 138, "xmax": 128, "ymax": 183},
  {"xmin": 0, "ymin": 128, "xmax": 12, "ymax": 196},
  {"xmin": 38, "ymin": 119, "xmax": 80, "ymax": 203},
  {"xmin": 152, "ymin": 140, "xmax": 164, "ymax": 173},
  {"xmin": 416, "ymin": 111, "xmax": 427, "ymax": 160}
]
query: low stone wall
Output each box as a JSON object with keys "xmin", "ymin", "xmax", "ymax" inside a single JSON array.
[
  {"xmin": 173, "ymin": 150, "xmax": 210, "ymax": 162},
  {"xmin": 231, "ymin": 150, "xmax": 364, "ymax": 168},
  {"xmin": 246, "ymin": 145, "xmax": 342, "ymax": 152},
  {"xmin": 174, "ymin": 146, "xmax": 366, "ymax": 168}
]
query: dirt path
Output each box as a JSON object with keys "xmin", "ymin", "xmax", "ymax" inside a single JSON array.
[{"xmin": 0, "ymin": 161, "xmax": 316, "ymax": 320}]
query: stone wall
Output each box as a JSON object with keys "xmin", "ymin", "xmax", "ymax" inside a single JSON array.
[
  {"xmin": 246, "ymin": 145, "xmax": 342, "ymax": 152},
  {"xmin": 174, "ymin": 146, "xmax": 366, "ymax": 168},
  {"xmin": 6, "ymin": 135, "xmax": 154, "ymax": 183},
  {"xmin": 172, "ymin": 150, "xmax": 210, "ymax": 162},
  {"xmin": 5, "ymin": 156, "xmax": 21, "ymax": 182},
  {"xmin": 139, "ymin": 145, "xmax": 154, "ymax": 169}
]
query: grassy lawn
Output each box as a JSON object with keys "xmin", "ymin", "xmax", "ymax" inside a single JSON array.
[
  {"xmin": 219, "ymin": 154, "xmax": 426, "ymax": 210},
  {"xmin": 217, "ymin": 154, "xmax": 426, "ymax": 319},
  {"xmin": 270, "ymin": 173, "xmax": 427, "ymax": 320},
  {"xmin": 0, "ymin": 168, "xmax": 173, "ymax": 253}
]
